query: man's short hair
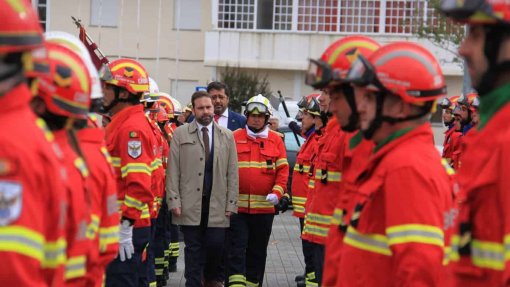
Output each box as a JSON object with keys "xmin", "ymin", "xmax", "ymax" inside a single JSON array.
[
  {"xmin": 207, "ymin": 81, "xmax": 231, "ymax": 98},
  {"xmin": 191, "ymin": 91, "xmax": 212, "ymax": 107}
]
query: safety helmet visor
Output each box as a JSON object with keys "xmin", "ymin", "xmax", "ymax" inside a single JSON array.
[
  {"xmin": 297, "ymin": 96, "xmax": 308, "ymax": 109},
  {"xmin": 345, "ymin": 55, "xmax": 387, "ymax": 93},
  {"xmin": 439, "ymin": 97, "xmax": 451, "ymax": 109},
  {"xmin": 305, "ymin": 59, "xmax": 336, "ymax": 89},
  {"xmin": 98, "ymin": 63, "xmax": 113, "ymax": 81},
  {"xmin": 305, "ymin": 97, "xmax": 321, "ymax": 116},
  {"xmin": 246, "ymin": 101, "xmax": 269, "ymax": 115}
]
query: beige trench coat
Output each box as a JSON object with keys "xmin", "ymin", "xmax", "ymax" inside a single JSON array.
[{"xmin": 166, "ymin": 120, "xmax": 239, "ymax": 227}]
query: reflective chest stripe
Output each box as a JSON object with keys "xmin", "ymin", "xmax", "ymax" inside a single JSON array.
[{"xmin": 314, "ymin": 169, "xmax": 342, "ymax": 182}]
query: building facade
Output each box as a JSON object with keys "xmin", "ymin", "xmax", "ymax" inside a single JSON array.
[{"xmin": 34, "ymin": 0, "xmax": 462, "ymax": 140}]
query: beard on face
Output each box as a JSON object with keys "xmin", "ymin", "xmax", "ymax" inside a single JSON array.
[{"xmin": 196, "ymin": 114, "xmax": 213, "ymax": 126}]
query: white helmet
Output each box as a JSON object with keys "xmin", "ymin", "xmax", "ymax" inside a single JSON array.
[
  {"xmin": 141, "ymin": 77, "xmax": 160, "ymax": 103},
  {"xmin": 44, "ymin": 31, "xmax": 102, "ymax": 100},
  {"xmin": 245, "ymin": 94, "xmax": 272, "ymax": 116},
  {"xmin": 170, "ymin": 96, "xmax": 183, "ymax": 115}
]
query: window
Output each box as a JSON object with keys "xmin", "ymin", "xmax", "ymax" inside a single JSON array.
[
  {"xmin": 170, "ymin": 80, "xmax": 199, "ymax": 106},
  {"xmin": 32, "ymin": 0, "xmax": 49, "ymax": 31},
  {"xmin": 90, "ymin": 0, "xmax": 119, "ymax": 27},
  {"xmin": 218, "ymin": 0, "xmax": 256, "ymax": 29},
  {"xmin": 174, "ymin": 0, "xmax": 202, "ymax": 30},
  {"xmin": 216, "ymin": 0, "xmax": 460, "ymax": 35}
]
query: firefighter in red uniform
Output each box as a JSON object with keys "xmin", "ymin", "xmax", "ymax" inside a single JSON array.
[
  {"xmin": 228, "ymin": 95, "xmax": 289, "ymax": 287},
  {"xmin": 450, "ymin": 105, "xmax": 465, "ymax": 170},
  {"xmin": 300, "ymin": 87, "xmax": 345, "ymax": 286},
  {"xmin": 31, "ymin": 41, "xmax": 94, "ymax": 286},
  {"xmin": 441, "ymin": 1, "xmax": 510, "ymax": 286},
  {"xmin": 303, "ymin": 35, "xmax": 381, "ymax": 287},
  {"xmin": 335, "ymin": 42, "xmax": 453, "ymax": 286},
  {"xmin": 100, "ymin": 58, "xmax": 158, "ymax": 287},
  {"xmin": 290, "ymin": 94, "xmax": 321, "ymax": 287},
  {"xmin": 440, "ymin": 96, "xmax": 461, "ymax": 164},
  {"xmin": 156, "ymin": 93, "xmax": 181, "ymax": 276},
  {"xmin": 44, "ymin": 30, "xmax": 121, "ymax": 287},
  {"xmin": 0, "ymin": 2, "xmax": 67, "ymax": 286}
]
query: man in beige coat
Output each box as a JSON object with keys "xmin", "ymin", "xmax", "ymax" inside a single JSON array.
[{"xmin": 166, "ymin": 91, "xmax": 238, "ymax": 287}]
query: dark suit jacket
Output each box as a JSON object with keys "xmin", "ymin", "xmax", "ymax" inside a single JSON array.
[{"xmin": 227, "ymin": 110, "xmax": 246, "ymax": 131}]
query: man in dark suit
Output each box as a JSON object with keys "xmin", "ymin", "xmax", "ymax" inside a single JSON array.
[{"xmin": 207, "ymin": 82, "xmax": 246, "ymax": 131}]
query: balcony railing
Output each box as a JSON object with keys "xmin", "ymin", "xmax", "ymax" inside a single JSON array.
[{"xmin": 216, "ymin": 0, "xmax": 461, "ymax": 36}]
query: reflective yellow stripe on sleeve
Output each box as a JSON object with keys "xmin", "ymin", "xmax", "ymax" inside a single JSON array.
[
  {"xmin": 471, "ymin": 239, "xmax": 505, "ymax": 271},
  {"xmin": 344, "ymin": 226, "xmax": 392, "ymax": 256},
  {"xmin": 43, "ymin": 237, "xmax": 67, "ymax": 268},
  {"xmin": 99, "ymin": 225, "xmax": 120, "ymax": 252},
  {"xmin": 111, "ymin": 156, "xmax": 121, "ymax": 168},
  {"xmin": 273, "ymin": 185, "xmax": 284, "ymax": 196},
  {"xmin": 0, "ymin": 226, "xmax": 45, "ymax": 263},
  {"xmin": 386, "ymin": 224, "xmax": 444, "ymax": 247},
  {"xmin": 276, "ymin": 158, "xmax": 288, "ymax": 168},
  {"xmin": 120, "ymin": 163, "xmax": 152, "ymax": 178},
  {"xmin": 65, "ymin": 255, "xmax": 86, "ymax": 279}
]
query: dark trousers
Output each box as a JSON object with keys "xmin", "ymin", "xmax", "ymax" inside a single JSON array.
[
  {"xmin": 227, "ymin": 213, "xmax": 274, "ymax": 287},
  {"xmin": 142, "ymin": 219, "xmax": 157, "ymax": 287},
  {"xmin": 154, "ymin": 204, "xmax": 170, "ymax": 285},
  {"xmin": 180, "ymin": 225, "xmax": 226, "ymax": 287},
  {"xmin": 311, "ymin": 242, "xmax": 325, "ymax": 287},
  {"xmin": 167, "ymin": 218, "xmax": 180, "ymax": 268},
  {"xmin": 299, "ymin": 218, "xmax": 316, "ymax": 278},
  {"xmin": 105, "ymin": 226, "xmax": 151, "ymax": 287}
]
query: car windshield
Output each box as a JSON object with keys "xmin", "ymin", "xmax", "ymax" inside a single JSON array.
[{"xmin": 284, "ymin": 131, "xmax": 304, "ymax": 152}]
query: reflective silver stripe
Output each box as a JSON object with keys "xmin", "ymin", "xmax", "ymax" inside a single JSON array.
[{"xmin": 375, "ymin": 50, "xmax": 438, "ymax": 77}]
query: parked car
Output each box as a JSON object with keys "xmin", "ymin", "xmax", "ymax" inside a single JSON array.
[{"xmin": 278, "ymin": 126, "xmax": 304, "ymax": 197}]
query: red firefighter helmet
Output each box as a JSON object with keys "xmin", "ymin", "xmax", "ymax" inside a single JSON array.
[
  {"xmin": 306, "ymin": 36, "xmax": 380, "ymax": 89},
  {"xmin": 156, "ymin": 107, "xmax": 169, "ymax": 123},
  {"xmin": 440, "ymin": 0, "xmax": 510, "ymax": 25},
  {"xmin": 101, "ymin": 58, "xmax": 149, "ymax": 95},
  {"xmin": 0, "ymin": 0, "xmax": 44, "ymax": 54},
  {"xmin": 346, "ymin": 41, "xmax": 447, "ymax": 105},
  {"xmin": 440, "ymin": 95, "xmax": 460, "ymax": 110},
  {"xmin": 158, "ymin": 92, "xmax": 176, "ymax": 119},
  {"xmin": 37, "ymin": 42, "xmax": 91, "ymax": 119}
]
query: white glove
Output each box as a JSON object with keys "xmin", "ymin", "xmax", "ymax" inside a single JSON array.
[
  {"xmin": 284, "ymin": 117, "xmax": 295, "ymax": 125},
  {"xmin": 266, "ymin": 194, "xmax": 279, "ymax": 205},
  {"xmin": 118, "ymin": 220, "xmax": 134, "ymax": 262}
]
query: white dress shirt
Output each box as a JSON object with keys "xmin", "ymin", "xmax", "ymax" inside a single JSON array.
[
  {"xmin": 196, "ymin": 122, "xmax": 213, "ymax": 151},
  {"xmin": 216, "ymin": 108, "xmax": 229, "ymax": 129}
]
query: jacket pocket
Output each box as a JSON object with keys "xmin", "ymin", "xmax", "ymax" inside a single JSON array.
[{"xmin": 260, "ymin": 148, "xmax": 278, "ymax": 175}]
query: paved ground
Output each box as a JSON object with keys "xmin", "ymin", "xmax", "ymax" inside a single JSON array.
[{"xmin": 166, "ymin": 212, "xmax": 304, "ymax": 287}]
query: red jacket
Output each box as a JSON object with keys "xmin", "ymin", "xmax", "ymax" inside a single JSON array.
[
  {"xmin": 234, "ymin": 128, "xmax": 289, "ymax": 214},
  {"xmin": 302, "ymin": 117, "xmax": 346, "ymax": 245},
  {"xmin": 76, "ymin": 127, "xmax": 120, "ymax": 287},
  {"xmin": 53, "ymin": 130, "xmax": 92, "ymax": 286},
  {"xmin": 337, "ymin": 123, "xmax": 454, "ymax": 287},
  {"xmin": 291, "ymin": 131, "xmax": 319, "ymax": 218},
  {"xmin": 322, "ymin": 131, "xmax": 373, "ymax": 287},
  {"xmin": 0, "ymin": 84, "xmax": 67, "ymax": 286},
  {"xmin": 145, "ymin": 116, "xmax": 166, "ymax": 218},
  {"xmin": 106, "ymin": 105, "xmax": 158, "ymax": 227},
  {"xmin": 450, "ymin": 84, "xmax": 510, "ymax": 287}
]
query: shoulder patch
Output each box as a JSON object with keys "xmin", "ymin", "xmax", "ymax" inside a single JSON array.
[
  {"xmin": 0, "ymin": 181, "xmax": 22, "ymax": 226},
  {"xmin": 129, "ymin": 131, "xmax": 139, "ymax": 138},
  {"xmin": 128, "ymin": 140, "xmax": 142, "ymax": 159}
]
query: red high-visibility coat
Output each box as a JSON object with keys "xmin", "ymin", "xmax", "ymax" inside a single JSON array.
[
  {"xmin": 451, "ymin": 84, "xmax": 510, "ymax": 287},
  {"xmin": 105, "ymin": 105, "xmax": 158, "ymax": 227},
  {"xmin": 145, "ymin": 116, "xmax": 166, "ymax": 218},
  {"xmin": 76, "ymin": 127, "xmax": 120, "ymax": 287},
  {"xmin": 234, "ymin": 128, "xmax": 289, "ymax": 214},
  {"xmin": 291, "ymin": 131, "xmax": 319, "ymax": 218},
  {"xmin": 53, "ymin": 130, "xmax": 92, "ymax": 286},
  {"xmin": 337, "ymin": 124, "xmax": 454, "ymax": 287},
  {"xmin": 0, "ymin": 84, "xmax": 67, "ymax": 286},
  {"xmin": 302, "ymin": 117, "xmax": 346, "ymax": 245},
  {"xmin": 322, "ymin": 131, "xmax": 373, "ymax": 287}
]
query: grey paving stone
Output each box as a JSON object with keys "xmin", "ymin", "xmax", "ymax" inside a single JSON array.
[{"xmin": 166, "ymin": 213, "xmax": 305, "ymax": 287}]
